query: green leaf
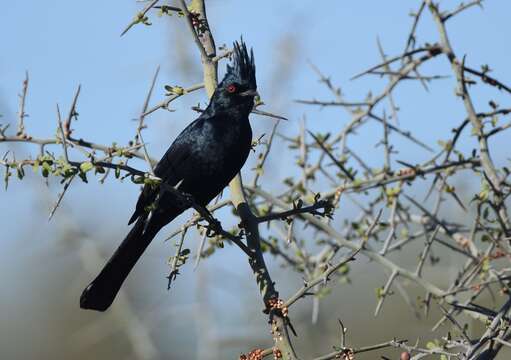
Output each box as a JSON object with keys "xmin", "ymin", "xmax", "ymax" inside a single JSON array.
[
  {"xmin": 164, "ymin": 85, "xmax": 185, "ymax": 96},
  {"xmin": 42, "ymin": 161, "xmax": 52, "ymax": 178},
  {"xmin": 352, "ymin": 178, "xmax": 363, "ymax": 188},
  {"xmin": 315, "ymin": 287, "xmax": 332, "ymax": 299},
  {"xmin": 80, "ymin": 161, "xmax": 94, "ymax": 173},
  {"xmin": 426, "ymin": 341, "xmax": 436, "ymax": 350},
  {"xmin": 78, "ymin": 171, "xmax": 88, "ymax": 183},
  {"xmin": 95, "ymin": 166, "xmax": 106, "ymax": 174},
  {"xmin": 4, "ymin": 166, "xmax": 11, "ymax": 190},
  {"xmin": 375, "ymin": 286, "xmax": 384, "ymax": 299},
  {"xmin": 254, "ymin": 166, "xmax": 264, "ymax": 177},
  {"xmin": 337, "ymin": 264, "xmax": 350, "ymax": 275},
  {"xmin": 16, "ymin": 166, "xmax": 25, "ymax": 180},
  {"xmin": 481, "ymin": 257, "xmax": 490, "ymax": 273},
  {"xmin": 32, "ymin": 160, "xmax": 40, "ymax": 173},
  {"xmin": 132, "ymin": 175, "xmax": 145, "ymax": 184}
]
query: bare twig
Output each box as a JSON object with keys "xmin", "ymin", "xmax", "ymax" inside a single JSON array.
[{"xmin": 16, "ymin": 72, "xmax": 29, "ymax": 137}]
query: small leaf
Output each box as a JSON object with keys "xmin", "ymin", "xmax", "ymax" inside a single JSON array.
[
  {"xmin": 375, "ymin": 286, "xmax": 384, "ymax": 299},
  {"xmin": 16, "ymin": 166, "xmax": 25, "ymax": 180},
  {"xmin": 32, "ymin": 160, "xmax": 40, "ymax": 173},
  {"xmin": 337, "ymin": 264, "xmax": 350, "ymax": 275},
  {"xmin": 132, "ymin": 175, "xmax": 145, "ymax": 184},
  {"xmin": 42, "ymin": 161, "xmax": 52, "ymax": 178},
  {"xmin": 95, "ymin": 166, "xmax": 106, "ymax": 174},
  {"xmin": 165, "ymin": 85, "xmax": 185, "ymax": 96},
  {"xmin": 426, "ymin": 341, "xmax": 437, "ymax": 350},
  {"xmin": 315, "ymin": 287, "xmax": 332, "ymax": 299},
  {"xmin": 80, "ymin": 161, "xmax": 94, "ymax": 173}
]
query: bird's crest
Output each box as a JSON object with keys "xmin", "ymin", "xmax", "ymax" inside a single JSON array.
[{"xmin": 224, "ymin": 38, "xmax": 256, "ymax": 89}]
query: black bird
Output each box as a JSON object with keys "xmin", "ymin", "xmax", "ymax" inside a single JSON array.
[{"xmin": 80, "ymin": 40, "xmax": 258, "ymax": 311}]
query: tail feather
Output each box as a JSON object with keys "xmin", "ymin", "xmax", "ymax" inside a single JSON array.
[{"xmin": 80, "ymin": 216, "xmax": 158, "ymax": 311}]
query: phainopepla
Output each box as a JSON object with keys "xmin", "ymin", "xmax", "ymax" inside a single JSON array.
[{"xmin": 80, "ymin": 39, "xmax": 258, "ymax": 311}]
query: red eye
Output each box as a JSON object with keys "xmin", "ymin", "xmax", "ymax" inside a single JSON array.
[{"xmin": 226, "ymin": 84, "xmax": 237, "ymax": 93}]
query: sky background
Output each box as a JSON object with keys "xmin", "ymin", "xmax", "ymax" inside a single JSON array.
[{"xmin": 1, "ymin": 1, "xmax": 511, "ymax": 359}]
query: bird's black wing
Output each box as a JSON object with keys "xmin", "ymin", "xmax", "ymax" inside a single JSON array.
[{"xmin": 128, "ymin": 117, "xmax": 205, "ymax": 224}]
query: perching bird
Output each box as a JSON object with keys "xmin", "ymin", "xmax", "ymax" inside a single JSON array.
[{"xmin": 80, "ymin": 39, "xmax": 258, "ymax": 311}]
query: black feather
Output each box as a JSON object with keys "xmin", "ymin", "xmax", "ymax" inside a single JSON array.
[
  {"xmin": 80, "ymin": 37, "xmax": 258, "ymax": 311},
  {"xmin": 222, "ymin": 38, "xmax": 256, "ymax": 90}
]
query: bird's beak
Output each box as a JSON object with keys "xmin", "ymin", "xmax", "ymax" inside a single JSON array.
[{"xmin": 240, "ymin": 89, "xmax": 259, "ymax": 97}]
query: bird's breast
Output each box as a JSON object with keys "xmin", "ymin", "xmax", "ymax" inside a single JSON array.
[{"xmin": 191, "ymin": 119, "xmax": 251, "ymax": 179}]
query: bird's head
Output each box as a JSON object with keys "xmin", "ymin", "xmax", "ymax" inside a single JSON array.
[{"xmin": 210, "ymin": 39, "xmax": 258, "ymax": 114}]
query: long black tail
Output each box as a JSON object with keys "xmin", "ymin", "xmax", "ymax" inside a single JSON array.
[{"xmin": 80, "ymin": 216, "xmax": 160, "ymax": 311}]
